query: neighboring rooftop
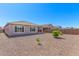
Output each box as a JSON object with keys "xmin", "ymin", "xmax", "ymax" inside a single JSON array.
[{"xmin": 40, "ymin": 24, "xmax": 54, "ymax": 28}]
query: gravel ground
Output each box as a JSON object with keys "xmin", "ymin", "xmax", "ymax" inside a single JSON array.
[{"xmin": 0, "ymin": 33, "xmax": 79, "ymax": 56}]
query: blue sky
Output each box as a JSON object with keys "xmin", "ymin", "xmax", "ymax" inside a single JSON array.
[{"xmin": 0, "ymin": 3, "xmax": 79, "ymax": 28}]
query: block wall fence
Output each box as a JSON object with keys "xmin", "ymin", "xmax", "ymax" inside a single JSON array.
[{"xmin": 60, "ymin": 29, "xmax": 79, "ymax": 35}]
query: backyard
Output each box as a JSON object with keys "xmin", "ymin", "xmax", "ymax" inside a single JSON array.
[{"xmin": 0, "ymin": 33, "xmax": 79, "ymax": 56}]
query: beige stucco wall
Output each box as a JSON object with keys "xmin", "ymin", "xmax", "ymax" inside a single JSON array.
[
  {"xmin": 5, "ymin": 24, "xmax": 42, "ymax": 36},
  {"xmin": 4, "ymin": 25, "xmax": 11, "ymax": 36},
  {"xmin": 38, "ymin": 27, "xmax": 43, "ymax": 32}
]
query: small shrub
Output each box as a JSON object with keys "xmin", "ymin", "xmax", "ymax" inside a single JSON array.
[
  {"xmin": 60, "ymin": 31, "xmax": 63, "ymax": 35},
  {"xmin": 36, "ymin": 38, "xmax": 42, "ymax": 46},
  {"xmin": 52, "ymin": 29, "xmax": 63, "ymax": 38}
]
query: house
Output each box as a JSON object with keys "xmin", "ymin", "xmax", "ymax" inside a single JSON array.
[
  {"xmin": 0, "ymin": 27, "xmax": 2, "ymax": 30},
  {"xmin": 41, "ymin": 24, "xmax": 53, "ymax": 32},
  {"xmin": 4, "ymin": 21, "xmax": 53, "ymax": 36},
  {"xmin": 0, "ymin": 27, "xmax": 3, "ymax": 33}
]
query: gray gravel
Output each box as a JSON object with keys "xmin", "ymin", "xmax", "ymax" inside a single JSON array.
[{"xmin": 0, "ymin": 33, "xmax": 79, "ymax": 56}]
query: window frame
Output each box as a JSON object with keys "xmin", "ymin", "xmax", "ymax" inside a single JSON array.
[
  {"xmin": 30, "ymin": 27, "xmax": 35, "ymax": 32},
  {"xmin": 15, "ymin": 25, "xmax": 24, "ymax": 32}
]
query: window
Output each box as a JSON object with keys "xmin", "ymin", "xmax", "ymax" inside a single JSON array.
[
  {"xmin": 38, "ymin": 27, "xmax": 42, "ymax": 32},
  {"xmin": 30, "ymin": 27, "xmax": 35, "ymax": 32},
  {"xmin": 15, "ymin": 26, "xmax": 24, "ymax": 32}
]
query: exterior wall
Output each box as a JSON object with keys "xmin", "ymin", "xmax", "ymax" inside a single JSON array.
[
  {"xmin": 60, "ymin": 29, "xmax": 79, "ymax": 35},
  {"xmin": 0, "ymin": 27, "xmax": 3, "ymax": 33},
  {"xmin": 43, "ymin": 27, "xmax": 52, "ymax": 33},
  {"xmin": 4, "ymin": 25, "xmax": 11, "ymax": 35},
  {"xmin": 5, "ymin": 24, "xmax": 43, "ymax": 36},
  {"xmin": 38, "ymin": 27, "xmax": 43, "ymax": 32}
]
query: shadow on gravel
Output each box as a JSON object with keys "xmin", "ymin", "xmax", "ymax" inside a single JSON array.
[
  {"xmin": 54, "ymin": 37, "xmax": 65, "ymax": 40},
  {"xmin": 6, "ymin": 33, "xmax": 45, "ymax": 38}
]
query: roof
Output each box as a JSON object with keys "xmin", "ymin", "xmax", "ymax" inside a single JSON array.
[
  {"xmin": 5, "ymin": 21, "xmax": 53, "ymax": 28},
  {"xmin": 41, "ymin": 24, "xmax": 53, "ymax": 28},
  {"xmin": 6, "ymin": 21, "xmax": 38, "ymax": 26}
]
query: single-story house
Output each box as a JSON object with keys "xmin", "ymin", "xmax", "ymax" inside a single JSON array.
[
  {"xmin": 4, "ymin": 21, "xmax": 53, "ymax": 36},
  {"xmin": 0, "ymin": 27, "xmax": 3, "ymax": 33},
  {"xmin": 41, "ymin": 24, "xmax": 53, "ymax": 32}
]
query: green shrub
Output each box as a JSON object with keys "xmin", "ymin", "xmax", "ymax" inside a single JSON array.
[
  {"xmin": 36, "ymin": 38, "xmax": 41, "ymax": 45},
  {"xmin": 52, "ymin": 29, "xmax": 63, "ymax": 38},
  {"xmin": 60, "ymin": 31, "xmax": 63, "ymax": 35}
]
